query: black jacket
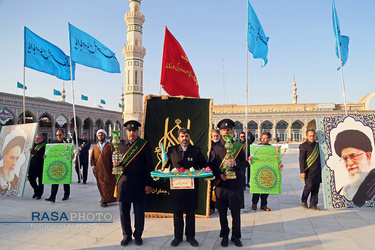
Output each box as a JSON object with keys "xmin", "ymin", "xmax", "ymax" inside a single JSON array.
[
  {"xmin": 165, "ymin": 144, "xmax": 208, "ymax": 211},
  {"xmin": 299, "ymin": 140, "xmax": 322, "ymax": 185},
  {"xmin": 117, "ymin": 137, "xmax": 154, "ymax": 203}
]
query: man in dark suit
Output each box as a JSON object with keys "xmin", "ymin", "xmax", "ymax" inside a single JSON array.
[
  {"xmin": 299, "ymin": 129, "xmax": 321, "ymax": 210},
  {"xmin": 116, "ymin": 120, "xmax": 153, "ymax": 247},
  {"xmin": 74, "ymin": 132, "xmax": 90, "ymax": 184},
  {"xmin": 165, "ymin": 128, "xmax": 208, "ymax": 247},
  {"xmin": 45, "ymin": 130, "xmax": 71, "ymax": 202},
  {"xmin": 239, "ymin": 128, "xmax": 255, "ymax": 189},
  {"xmin": 208, "ymin": 119, "xmax": 246, "ymax": 247},
  {"xmin": 28, "ymin": 134, "xmax": 46, "ymax": 199}
]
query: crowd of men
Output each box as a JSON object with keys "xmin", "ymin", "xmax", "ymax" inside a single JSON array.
[{"xmin": 3, "ymin": 117, "xmax": 373, "ymax": 248}]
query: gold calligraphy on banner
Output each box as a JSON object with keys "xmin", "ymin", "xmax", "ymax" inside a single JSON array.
[
  {"xmin": 154, "ymin": 118, "xmax": 193, "ymax": 170},
  {"xmin": 165, "ymin": 58, "xmax": 198, "ymax": 85}
]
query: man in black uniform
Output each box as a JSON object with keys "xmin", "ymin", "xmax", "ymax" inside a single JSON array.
[
  {"xmin": 28, "ymin": 134, "xmax": 46, "ymax": 199},
  {"xmin": 165, "ymin": 128, "xmax": 208, "ymax": 247},
  {"xmin": 239, "ymin": 129, "xmax": 255, "ymax": 189},
  {"xmin": 116, "ymin": 120, "xmax": 153, "ymax": 247},
  {"xmin": 74, "ymin": 132, "xmax": 90, "ymax": 184},
  {"xmin": 45, "ymin": 130, "xmax": 71, "ymax": 203},
  {"xmin": 209, "ymin": 119, "xmax": 246, "ymax": 247},
  {"xmin": 299, "ymin": 129, "xmax": 321, "ymax": 210}
]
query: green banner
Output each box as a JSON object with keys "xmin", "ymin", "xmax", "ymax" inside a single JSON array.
[
  {"xmin": 42, "ymin": 143, "xmax": 73, "ymax": 184},
  {"xmin": 250, "ymin": 145, "xmax": 282, "ymax": 194},
  {"xmin": 143, "ymin": 96, "xmax": 211, "ymax": 216}
]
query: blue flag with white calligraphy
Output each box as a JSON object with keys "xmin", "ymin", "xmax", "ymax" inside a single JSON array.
[
  {"xmin": 100, "ymin": 99, "xmax": 106, "ymax": 104},
  {"xmin": 53, "ymin": 89, "xmax": 62, "ymax": 96},
  {"xmin": 332, "ymin": 0, "xmax": 349, "ymax": 70},
  {"xmin": 24, "ymin": 27, "xmax": 75, "ymax": 80},
  {"xmin": 69, "ymin": 23, "xmax": 120, "ymax": 73},
  {"xmin": 247, "ymin": 1, "xmax": 269, "ymax": 67}
]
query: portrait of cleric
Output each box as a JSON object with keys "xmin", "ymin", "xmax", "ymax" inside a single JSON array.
[
  {"xmin": 0, "ymin": 131, "xmax": 27, "ymax": 196},
  {"xmin": 333, "ymin": 129, "xmax": 375, "ymax": 207}
]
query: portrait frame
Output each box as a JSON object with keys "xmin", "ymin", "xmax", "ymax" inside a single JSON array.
[
  {"xmin": 0, "ymin": 123, "xmax": 39, "ymax": 197},
  {"xmin": 317, "ymin": 115, "xmax": 375, "ymax": 209}
]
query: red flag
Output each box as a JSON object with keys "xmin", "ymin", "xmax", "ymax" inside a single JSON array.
[{"xmin": 160, "ymin": 26, "xmax": 199, "ymax": 98}]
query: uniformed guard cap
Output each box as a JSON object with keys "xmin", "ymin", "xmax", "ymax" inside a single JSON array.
[
  {"xmin": 124, "ymin": 120, "xmax": 141, "ymax": 130},
  {"xmin": 217, "ymin": 119, "xmax": 235, "ymax": 130},
  {"xmin": 334, "ymin": 129, "xmax": 373, "ymax": 157}
]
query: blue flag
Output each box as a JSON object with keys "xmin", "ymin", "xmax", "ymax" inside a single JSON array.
[
  {"xmin": 118, "ymin": 103, "xmax": 122, "ymax": 108},
  {"xmin": 81, "ymin": 94, "xmax": 88, "ymax": 101},
  {"xmin": 17, "ymin": 82, "xmax": 27, "ymax": 90},
  {"xmin": 332, "ymin": 0, "xmax": 349, "ymax": 69},
  {"xmin": 69, "ymin": 23, "xmax": 121, "ymax": 73},
  {"xmin": 100, "ymin": 99, "xmax": 106, "ymax": 104},
  {"xmin": 24, "ymin": 27, "xmax": 75, "ymax": 80},
  {"xmin": 247, "ymin": 1, "xmax": 269, "ymax": 67},
  {"xmin": 53, "ymin": 89, "xmax": 62, "ymax": 96}
]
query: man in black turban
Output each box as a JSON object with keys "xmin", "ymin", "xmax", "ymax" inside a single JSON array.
[{"xmin": 334, "ymin": 129, "xmax": 375, "ymax": 206}]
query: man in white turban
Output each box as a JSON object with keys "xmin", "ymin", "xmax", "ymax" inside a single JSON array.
[{"xmin": 90, "ymin": 129, "xmax": 117, "ymax": 207}]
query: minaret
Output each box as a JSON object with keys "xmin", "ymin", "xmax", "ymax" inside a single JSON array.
[
  {"xmin": 292, "ymin": 76, "xmax": 298, "ymax": 104},
  {"xmin": 61, "ymin": 81, "xmax": 66, "ymax": 102},
  {"xmin": 122, "ymin": 0, "xmax": 146, "ymax": 123}
]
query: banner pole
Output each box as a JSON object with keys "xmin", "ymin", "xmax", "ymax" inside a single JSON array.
[
  {"xmin": 22, "ymin": 66, "xmax": 26, "ymax": 124},
  {"xmin": 337, "ymin": 44, "xmax": 348, "ymax": 116}
]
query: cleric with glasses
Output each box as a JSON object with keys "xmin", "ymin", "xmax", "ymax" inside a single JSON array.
[{"xmin": 334, "ymin": 129, "xmax": 375, "ymax": 206}]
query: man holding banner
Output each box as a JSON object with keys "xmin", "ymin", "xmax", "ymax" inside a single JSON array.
[
  {"xmin": 209, "ymin": 119, "xmax": 246, "ymax": 247},
  {"xmin": 299, "ymin": 129, "xmax": 321, "ymax": 211},
  {"xmin": 116, "ymin": 120, "xmax": 153, "ymax": 247},
  {"xmin": 165, "ymin": 128, "xmax": 207, "ymax": 247},
  {"xmin": 45, "ymin": 130, "xmax": 71, "ymax": 203}
]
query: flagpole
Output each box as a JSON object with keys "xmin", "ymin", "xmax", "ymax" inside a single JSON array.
[
  {"xmin": 337, "ymin": 45, "xmax": 348, "ymax": 116},
  {"xmin": 69, "ymin": 58, "xmax": 82, "ymax": 181},
  {"xmin": 245, "ymin": 41, "xmax": 249, "ymax": 159},
  {"xmin": 22, "ymin": 67, "xmax": 26, "ymax": 124}
]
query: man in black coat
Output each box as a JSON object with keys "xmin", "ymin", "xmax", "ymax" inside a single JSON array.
[
  {"xmin": 208, "ymin": 119, "xmax": 246, "ymax": 247},
  {"xmin": 239, "ymin": 128, "xmax": 255, "ymax": 189},
  {"xmin": 45, "ymin": 130, "xmax": 71, "ymax": 202},
  {"xmin": 299, "ymin": 129, "xmax": 321, "ymax": 210},
  {"xmin": 74, "ymin": 132, "xmax": 90, "ymax": 184},
  {"xmin": 28, "ymin": 134, "xmax": 46, "ymax": 199},
  {"xmin": 116, "ymin": 120, "xmax": 153, "ymax": 247},
  {"xmin": 165, "ymin": 128, "xmax": 208, "ymax": 247}
]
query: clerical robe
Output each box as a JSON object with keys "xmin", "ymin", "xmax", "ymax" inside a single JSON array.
[{"xmin": 90, "ymin": 142, "xmax": 117, "ymax": 203}]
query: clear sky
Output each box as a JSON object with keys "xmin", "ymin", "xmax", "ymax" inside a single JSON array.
[{"xmin": 1, "ymin": 0, "xmax": 375, "ymax": 111}]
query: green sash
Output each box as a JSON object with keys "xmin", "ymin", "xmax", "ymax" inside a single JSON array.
[
  {"xmin": 304, "ymin": 142, "xmax": 319, "ymax": 171},
  {"xmin": 34, "ymin": 142, "xmax": 46, "ymax": 151},
  {"xmin": 78, "ymin": 140, "xmax": 90, "ymax": 152},
  {"xmin": 120, "ymin": 138, "xmax": 148, "ymax": 168},
  {"xmin": 219, "ymin": 141, "xmax": 243, "ymax": 171},
  {"xmin": 31, "ymin": 142, "xmax": 46, "ymax": 158}
]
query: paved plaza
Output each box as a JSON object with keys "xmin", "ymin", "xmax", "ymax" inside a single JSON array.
[{"xmin": 1, "ymin": 147, "xmax": 374, "ymax": 249}]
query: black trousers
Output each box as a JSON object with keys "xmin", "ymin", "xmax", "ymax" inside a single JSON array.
[
  {"xmin": 29, "ymin": 172, "xmax": 43, "ymax": 197},
  {"xmin": 252, "ymin": 193, "xmax": 269, "ymax": 207},
  {"xmin": 119, "ymin": 200, "xmax": 145, "ymax": 239},
  {"xmin": 301, "ymin": 182, "xmax": 320, "ymax": 206},
  {"xmin": 50, "ymin": 184, "xmax": 70, "ymax": 201},
  {"xmin": 218, "ymin": 207, "xmax": 241, "ymax": 239},
  {"xmin": 75, "ymin": 161, "xmax": 88, "ymax": 182},
  {"xmin": 173, "ymin": 210, "xmax": 195, "ymax": 240}
]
